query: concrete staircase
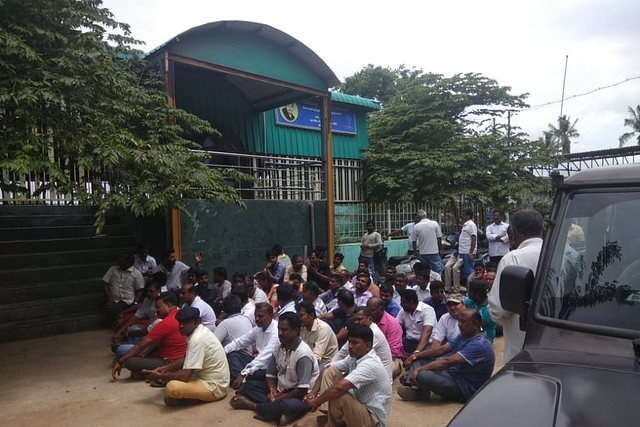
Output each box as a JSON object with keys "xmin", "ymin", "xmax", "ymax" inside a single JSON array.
[{"xmin": 0, "ymin": 206, "xmax": 137, "ymax": 343}]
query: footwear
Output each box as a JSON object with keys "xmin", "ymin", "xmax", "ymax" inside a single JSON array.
[
  {"xmin": 164, "ymin": 397, "xmax": 201, "ymax": 406},
  {"xmin": 279, "ymin": 412, "xmax": 303, "ymax": 426},
  {"xmin": 129, "ymin": 371, "xmax": 145, "ymax": 381},
  {"xmin": 399, "ymin": 374, "xmax": 409, "ymax": 385},
  {"xmin": 315, "ymin": 415, "xmax": 328, "ymax": 427},
  {"xmin": 398, "ymin": 386, "xmax": 419, "ymax": 401},
  {"xmin": 149, "ymin": 379, "xmax": 167, "ymax": 388}
]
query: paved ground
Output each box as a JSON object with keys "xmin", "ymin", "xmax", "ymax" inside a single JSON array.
[{"xmin": 0, "ymin": 330, "xmax": 504, "ymax": 427}]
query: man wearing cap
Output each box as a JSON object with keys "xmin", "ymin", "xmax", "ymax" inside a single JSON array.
[{"xmin": 143, "ymin": 306, "xmax": 230, "ymax": 406}]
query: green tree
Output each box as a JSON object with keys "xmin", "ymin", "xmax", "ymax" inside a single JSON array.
[
  {"xmin": 357, "ymin": 69, "xmax": 550, "ymax": 210},
  {"xmin": 545, "ymin": 115, "xmax": 580, "ymax": 155},
  {"xmin": 338, "ymin": 64, "xmax": 422, "ymax": 106},
  {"xmin": 618, "ymin": 105, "xmax": 640, "ymax": 147},
  {"xmin": 0, "ymin": 0, "xmax": 249, "ymax": 231}
]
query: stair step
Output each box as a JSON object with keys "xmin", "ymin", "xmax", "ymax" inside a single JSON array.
[
  {"xmin": 0, "ymin": 214, "xmax": 121, "ymax": 228},
  {"xmin": 0, "ymin": 224, "xmax": 131, "ymax": 240},
  {"xmin": 0, "ymin": 248, "xmax": 129, "ymax": 270},
  {"xmin": 0, "ymin": 311, "xmax": 109, "ymax": 344},
  {"xmin": 3, "ymin": 262, "xmax": 114, "ymax": 287},
  {"xmin": 0, "ymin": 278, "xmax": 103, "ymax": 304},
  {"xmin": 0, "ymin": 293, "xmax": 106, "ymax": 324},
  {"xmin": 0, "ymin": 205, "xmax": 97, "ymax": 216},
  {"xmin": 0, "ymin": 235, "xmax": 136, "ymax": 255}
]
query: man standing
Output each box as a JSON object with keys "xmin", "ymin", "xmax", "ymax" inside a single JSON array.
[
  {"xmin": 458, "ymin": 209, "xmax": 478, "ymax": 279},
  {"xmin": 223, "ymin": 302, "xmax": 279, "ymax": 387},
  {"xmin": 230, "ymin": 313, "xmax": 318, "ymax": 425},
  {"xmin": 180, "ymin": 282, "xmax": 217, "ymax": 332},
  {"xmin": 412, "ymin": 210, "xmax": 443, "ymax": 275},
  {"xmin": 360, "ymin": 220, "xmax": 382, "ymax": 282},
  {"xmin": 486, "ymin": 209, "xmax": 510, "ymax": 266},
  {"xmin": 304, "ymin": 325, "xmax": 392, "ymax": 427},
  {"xmin": 398, "ymin": 309, "xmax": 495, "ymax": 403},
  {"xmin": 443, "ymin": 222, "xmax": 463, "ymax": 293},
  {"xmin": 489, "ymin": 209, "xmax": 543, "ymax": 363},
  {"xmin": 386, "ymin": 213, "xmax": 420, "ymax": 255},
  {"xmin": 102, "ymin": 253, "xmax": 145, "ymax": 320},
  {"xmin": 143, "ymin": 306, "xmax": 229, "ymax": 406}
]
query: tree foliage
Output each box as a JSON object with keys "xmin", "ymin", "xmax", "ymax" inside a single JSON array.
[
  {"xmin": 544, "ymin": 115, "xmax": 579, "ymax": 155},
  {"xmin": 338, "ymin": 64, "xmax": 422, "ymax": 106},
  {"xmin": 619, "ymin": 105, "xmax": 640, "ymax": 147},
  {"xmin": 341, "ymin": 67, "xmax": 552, "ymax": 211},
  {"xmin": 0, "ymin": 0, "xmax": 249, "ymax": 231}
]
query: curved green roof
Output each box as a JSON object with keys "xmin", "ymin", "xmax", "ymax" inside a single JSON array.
[{"xmin": 331, "ymin": 92, "xmax": 381, "ymax": 111}]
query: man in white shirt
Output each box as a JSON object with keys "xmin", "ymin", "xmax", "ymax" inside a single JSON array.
[
  {"xmin": 102, "ymin": 254, "xmax": 145, "ymax": 320},
  {"xmin": 224, "ymin": 302, "xmax": 279, "ymax": 389},
  {"xmin": 489, "ymin": 209, "xmax": 543, "ymax": 363},
  {"xmin": 133, "ymin": 244, "xmax": 156, "ymax": 280},
  {"xmin": 486, "ymin": 209, "xmax": 510, "ymax": 266},
  {"xmin": 332, "ymin": 306, "xmax": 394, "ymax": 382},
  {"xmin": 412, "ymin": 210, "xmax": 443, "ymax": 274},
  {"xmin": 152, "ymin": 248, "xmax": 190, "ymax": 293},
  {"xmin": 397, "ymin": 289, "xmax": 438, "ymax": 356},
  {"xmin": 386, "ymin": 213, "xmax": 420, "ymax": 255},
  {"xmin": 458, "ymin": 209, "xmax": 478, "ymax": 279},
  {"xmin": 180, "ymin": 282, "xmax": 217, "ymax": 332}
]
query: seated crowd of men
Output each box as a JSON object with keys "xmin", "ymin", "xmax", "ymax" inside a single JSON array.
[{"xmin": 104, "ymin": 243, "xmax": 498, "ymax": 426}]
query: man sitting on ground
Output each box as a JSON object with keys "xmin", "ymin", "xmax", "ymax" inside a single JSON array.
[
  {"xmin": 330, "ymin": 252, "xmax": 346, "ymax": 274},
  {"xmin": 276, "ymin": 283, "xmax": 296, "ymax": 319},
  {"xmin": 213, "ymin": 295, "xmax": 253, "ymax": 374},
  {"xmin": 398, "ymin": 309, "xmax": 495, "ymax": 403},
  {"xmin": 143, "ymin": 307, "xmax": 230, "ymax": 406},
  {"xmin": 403, "ymin": 294, "xmax": 465, "ymax": 379},
  {"xmin": 112, "ymin": 292, "xmax": 187, "ymax": 380},
  {"xmin": 378, "ymin": 284, "xmax": 401, "ymax": 317},
  {"xmin": 352, "ymin": 272, "xmax": 374, "ymax": 307},
  {"xmin": 423, "ymin": 280, "xmax": 448, "ymax": 321},
  {"xmin": 180, "ymin": 282, "xmax": 217, "ymax": 332},
  {"xmin": 230, "ymin": 312, "xmax": 319, "ymax": 425},
  {"xmin": 367, "ymin": 297, "xmax": 405, "ymax": 379},
  {"xmin": 284, "ymin": 255, "xmax": 308, "ymax": 283},
  {"xmin": 465, "ymin": 280, "xmax": 497, "ymax": 343},
  {"xmin": 319, "ymin": 288, "xmax": 356, "ymax": 346},
  {"xmin": 332, "ymin": 306, "xmax": 393, "ymax": 382},
  {"xmin": 152, "ymin": 248, "xmax": 190, "ymax": 294},
  {"xmin": 223, "ymin": 302, "xmax": 279, "ymax": 389},
  {"xmin": 102, "ymin": 253, "xmax": 145, "ymax": 321},
  {"xmin": 414, "ymin": 269, "xmax": 432, "ymax": 302},
  {"xmin": 319, "ymin": 273, "xmax": 345, "ymax": 312},
  {"xmin": 397, "ymin": 289, "xmax": 438, "ymax": 355},
  {"xmin": 212, "ymin": 267, "xmax": 232, "ymax": 298},
  {"xmin": 304, "ymin": 325, "xmax": 392, "ymax": 427},
  {"xmin": 301, "ymin": 281, "xmax": 327, "ymax": 316},
  {"xmin": 297, "ymin": 301, "xmax": 338, "ymax": 371}
]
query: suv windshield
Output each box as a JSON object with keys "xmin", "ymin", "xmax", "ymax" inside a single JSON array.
[{"xmin": 539, "ymin": 190, "xmax": 640, "ymax": 331}]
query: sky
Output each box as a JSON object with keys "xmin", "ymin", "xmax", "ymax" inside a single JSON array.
[{"xmin": 102, "ymin": 0, "xmax": 640, "ymax": 153}]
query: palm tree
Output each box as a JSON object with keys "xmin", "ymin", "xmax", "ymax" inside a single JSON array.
[
  {"xmin": 545, "ymin": 115, "xmax": 580, "ymax": 155},
  {"xmin": 619, "ymin": 105, "xmax": 640, "ymax": 147}
]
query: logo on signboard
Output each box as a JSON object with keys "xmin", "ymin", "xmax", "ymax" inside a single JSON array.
[{"xmin": 279, "ymin": 104, "xmax": 299, "ymax": 122}]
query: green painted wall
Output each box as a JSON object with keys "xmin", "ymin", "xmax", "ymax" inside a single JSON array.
[
  {"xmin": 166, "ymin": 31, "xmax": 326, "ymax": 90},
  {"xmin": 180, "ymin": 199, "xmax": 327, "ymax": 277}
]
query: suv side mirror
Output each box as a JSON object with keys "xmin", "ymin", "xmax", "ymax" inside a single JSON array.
[{"xmin": 500, "ymin": 265, "xmax": 535, "ymax": 318}]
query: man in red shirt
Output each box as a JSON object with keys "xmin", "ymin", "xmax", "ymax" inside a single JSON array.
[{"xmin": 112, "ymin": 292, "xmax": 187, "ymax": 380}]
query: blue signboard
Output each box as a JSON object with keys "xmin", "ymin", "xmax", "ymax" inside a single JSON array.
[{"xmin": 275, "ymin": 99, "xmax": 357, "ymax": 135}]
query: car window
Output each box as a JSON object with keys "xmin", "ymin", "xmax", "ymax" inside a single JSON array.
[{"xmin": 539, "ymin": 191, "xmax": 640, "ymax": 331}]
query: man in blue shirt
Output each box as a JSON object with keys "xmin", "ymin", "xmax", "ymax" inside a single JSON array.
[
  {"xmin": 398, "ymin": 308, "xmax": 494, "ymax": 403},
  {"xmin": 378, "ymin": 284, "xmax": 401, "ymax": 317}
]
